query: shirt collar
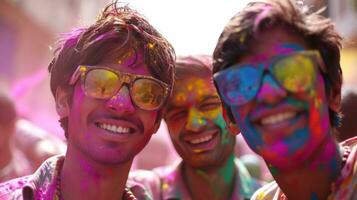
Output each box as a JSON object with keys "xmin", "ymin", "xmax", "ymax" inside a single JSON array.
[{"xmin": 159, "ymin": 159, "xmax": 260, "ymax": 200}]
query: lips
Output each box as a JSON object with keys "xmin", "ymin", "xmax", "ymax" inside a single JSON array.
[
  {"xmin": 97, "ymin": 122, "xmax": 132, "ymax": 134},
  {"xmin": 92, "ymin": 117, "xmax": 142, "ymax": 142},
  {"xmin": 183, "ymin": 130, "xmax": 219, "ymax": 153},
  {"xmin": 259, "ymin": 111, "xmax": 297, "ymax": 126},
  {"xmin": 249, "ymin": 104, "xmax": 307, "ymax": 140},
  {"xmin": 188, "ymin": 134, "xmax": 214, "ymax": 144}
]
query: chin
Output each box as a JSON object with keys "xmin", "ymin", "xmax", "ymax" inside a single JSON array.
[
  {"xmin": 188, "ymin": 160, "xmax": 217, "ymax": 169},
  {"xmin": 186, "ymin": 153, "xmax": 224, "ymax": 169},
  {"xmin": 88, "ymin": 149, "xmax": 135, "ymax": 165},
  {"xmin": 263, "ymin": 147, "xmax": 315, "ymax": 171}
]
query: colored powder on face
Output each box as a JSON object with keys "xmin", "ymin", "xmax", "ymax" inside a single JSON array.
[
  {"xmin": 216, "ymin": 114, "xmax": 231, "ymax": 145},
  {"xmin": 261, "ymin": 147, "xmax": 282, "ymax": 162},
  {"xmin": 107, "ymin": 86, "xmax": 132, "ymax": 109},
  {"xmin": 179, "ymin": 77, "xmax": 231, "ymax": 142},
  {"xmin": 116, "ymin": 47, "xmax": 137, "ymax": 67},
  {"xmin": 285, "ymin": 128, "xmax": 309, "ymax": 155},
  {"xmin": 256, "ymin": 74, "xmax": 286, "ymax": 103},
  {"xmin": 187, "ymin": 109, "xmax": 207, "ymax": 129},
  {"xmin": 174, "ymin": 92, "xmax": 187, "ymax": 103},
  {"xmin": 239, "ymin": 112, "xmax": 264, "ymax": 147},
  {"xmin": 285, "ymin": 175, "xmax": 300, "ymax": 187},
  {"xmin": 276, "ymin": 43, "xmax": 305, "ymax": 54},
  {"xmin": 186, "ymin": 79, "xmax": 205, "ymax": 93}
]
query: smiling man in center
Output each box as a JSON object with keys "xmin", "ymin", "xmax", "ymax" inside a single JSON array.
[{"xmin": 130, "ymin": 55, "xmax": 261, "ymax": 200}]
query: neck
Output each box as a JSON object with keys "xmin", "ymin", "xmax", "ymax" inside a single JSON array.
[
  {"xmin": 269, "ymin": 135, "xmax": 342, "ymax": 200},
  {"xmin": 61, "ymin": 147, "xmax": 132, "ymax": 200},
  {"xmin": 183, "ymin": 154, "xmax": 236, "ymax": 200}
]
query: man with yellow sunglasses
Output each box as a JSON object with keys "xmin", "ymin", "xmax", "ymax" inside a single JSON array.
[{"xmin": 0, "ymin": 1, "xmax": 175, "ymax": 200}]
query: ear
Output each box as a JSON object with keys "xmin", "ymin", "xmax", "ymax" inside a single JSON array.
[
  {"xmin": 152, "ymin": 108, "xmax": 166, "ymax": 134},
  {"xmin": 55, "ymin": 87, "xmax": 70, "ymax": 118},
  {"xmin": 328, "ymin": 86, "xmax": 341, "ymax": 112},
  {"xmin": 152, "ymin": 120, "xmax": 161, "ymax": 134},
  {"xmin": 222, "ymin": 106, "xmax": 240, "ymax": 135}
]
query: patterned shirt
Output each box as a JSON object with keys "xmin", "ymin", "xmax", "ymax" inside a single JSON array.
[
  {"xmin": 0, "ymin": 155, "xmax": 151, "ymax": 200},
  {"xmin": 251, "ymin": 137, "xmax": 357, "ymax": 200},
  {"xmin": 129, "ymin": 158, "xmax": 262, "ymax": 200}
]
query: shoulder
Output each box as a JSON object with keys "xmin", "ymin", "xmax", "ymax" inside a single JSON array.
[
  {"xmin": 129, "ymin": 169, "xmax": 161, "ymax": 186},
  {"xmin": 251, "ymin": 181, "xmax": 280, "ymax": 200},
  {"xmin": 128, "ymin": 162, "xmax": 182, "ymax": 200},
  {"xmin": 234, "ymin": 158, "xmax": 263, "ymax": 189},
  {"xmin": 128, "ymin": 169, "xmax": 161, "ymax": 200},
  {"xmin": 340, "ymin": 136, "xmax": 357, "ymax": 148},
  {"xmin": 329, "ymin": 136, "xmax": 357, "ymax": 199},
  {"xmin": 234, "ymin": 158, "xmax": 262, "ymax": 198}
]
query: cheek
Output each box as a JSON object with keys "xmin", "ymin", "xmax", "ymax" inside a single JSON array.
[
  {"xmin": 71, "ymin": 87, "xmax": 91, "ymax": 120},
  {"xmin": 166, "ymin": 120, "xmax": 183, "ymax": 135},
  {"xmin": 307, "ymin": 75, "xmax": 330, "ymax": 139},
  {"xmin": 143, "ymin": 111, "xmax": 159, "ymax": 128},
  {"xmin": 231, "ymin": 104, "xmax": 264, "ymax": 150},
  {"xmin": 205, "ymin": 107, "xmax": 232, "ymax": 144},
  {"xmin": 167, "ymin": 128, "xmax": 182, "ymax": 147},
  {"xmin": 205, "ymin": 107, "xmax": 227, "ymax": 129}
]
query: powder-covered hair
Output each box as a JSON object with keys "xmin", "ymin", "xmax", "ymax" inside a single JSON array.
[
  {"xmin": 212, "ymin": 0, "xmax": 343, "ymax": 128},
  {"xmin": 175, "ymin": 55, "xmax": 213, "ymax": 79},
  {"xmin": 165, "ymin": 54, "xmax": 214, "ymax": 118},
  {"xmin": 48, "ymin": 1, "xmax": 175, "ymax": 136}
]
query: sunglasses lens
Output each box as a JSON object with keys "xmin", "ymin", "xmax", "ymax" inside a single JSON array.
[
  {"xmin": 273, "ymin": 54, "xmax": 315, "ymax": 93},
  {"xmin": 131, "ymin": 78, "xmax": 165, "ymax": 110},
  {"xmin": 84, "ymin": 69, "xmax": 121, "ymax": 99},
  {"xmin": 219, "ymin": 66, "xmax": 260, "ymax": 106}
]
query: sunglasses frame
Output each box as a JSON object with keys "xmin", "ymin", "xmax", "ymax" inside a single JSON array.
[
  {"xmin": 69, "ymin": 65, "xmax": 170, "ymax": 111},
  {"xmin": 213, "ymin": 50, "xmax": 327, "ymax": 107}
]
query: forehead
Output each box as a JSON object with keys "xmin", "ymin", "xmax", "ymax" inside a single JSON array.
[
  {"xmin": 169, "ymin": 75, "xmax": 219, "ymax": 107},
  {"xmin": 98, "ymin": 45, "xmax": 151, "ymax": 76},
  {"xmin": 240, "ymin": 26, "xmax": 309, "ymax": 63}
]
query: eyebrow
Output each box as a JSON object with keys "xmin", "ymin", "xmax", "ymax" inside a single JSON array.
[
  {"xmin": 167, "ymin": 95, "xmax": 221, "ymax": 111},
  {"xmin": 200, "ymin": 95, "xmax": 221, "ymax": 102}
]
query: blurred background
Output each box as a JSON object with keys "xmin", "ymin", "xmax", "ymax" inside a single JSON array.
[{"xmin": 0, "ymin": 0, "xmax": 356, "ymax": 173}]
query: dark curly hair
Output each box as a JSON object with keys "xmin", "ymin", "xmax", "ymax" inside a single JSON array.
[{"xmin": 213, "ymin": 0, "xmax": 343, "ymax": 128}]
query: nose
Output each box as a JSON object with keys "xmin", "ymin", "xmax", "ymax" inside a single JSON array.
[
  {"xmin": 185, "ymin": 108, "xmax": 207, "ymax": 132},
  {"xmin": 256, "ymin": 73, "xmax": 287, "ymax": 105},
  {"xmin": 105, "ymin": 86, "xmax": 135, "ymax": 114}
]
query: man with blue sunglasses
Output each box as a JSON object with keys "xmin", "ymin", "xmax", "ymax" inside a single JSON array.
[{"xmin": 213, "ymin": 0, "xmax": 356, "ymax": 199}]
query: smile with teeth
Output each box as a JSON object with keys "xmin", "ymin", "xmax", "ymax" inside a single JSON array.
[
  {"xmin": 260, "ymin": 112, "xmax": 297, "ymax": 125},
  {"xmin": 98, "ymin": 123, "xmax": 131, "ymax": 134},
  {"xmin": 188, "ymin": 134, "xmax": 214, "ymax": 145}
]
